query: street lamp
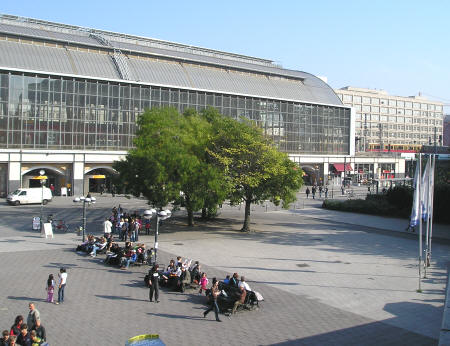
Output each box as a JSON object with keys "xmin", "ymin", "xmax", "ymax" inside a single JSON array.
[
  {"xmin": 73, "ymin": 195, "xmax": 96, "ymax": 242},
  {"xmin": 153, "ymin": 209, "xmax": 171, "ymax": 263},
  {"xmin": 39, "ymin": 169, "xmax": 46, "ymax": 230}
]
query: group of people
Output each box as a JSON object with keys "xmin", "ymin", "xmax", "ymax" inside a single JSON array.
[
  {"xmin": 145, "ymin": 256, "xmax": 258, "ymax": 323},
  {"xmin": 1, "ymin": 303, "xmax": 47, "ymax": 345},
  {"xmin": 105, "ymin": 206, "xmax": 153, "ymax": 242},
  {"xmin": 305, "ymin": 185, "xmax": 328, "ymax": 199}
]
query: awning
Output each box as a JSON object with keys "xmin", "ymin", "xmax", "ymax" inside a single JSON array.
[{"xmin": 332, "ymin": 163, "xmax": 352, "ymax": 173}]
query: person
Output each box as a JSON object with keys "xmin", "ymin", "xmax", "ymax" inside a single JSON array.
[
  {"xmin": 16, "ymin": 324, "xmax": 31, "ymax": 346},
  {"xmin": 223, "ymin": 275, "xmax": 230, "ymax": 285},
  {"xmin": 144, "ymin": 219, "xmax": 151, "ymax": 235},
  {"xmin": 198, "ymin": 272, "xmax": 208, "ymax": 295},
  {"xmin": 203, "ymin": 279, "xmax": 221, "ymax": 322},
  {"xmin": 26, "ymin": 303, "xmax": 40, "ymax": 332},
  {"xmin": 120, "ymin": 249, "xmax": 137, "ymax": 269},
  {"xmin": 49, "ymin": 184, "xmax": 55, "ymax": 195},
  {"xmin": 90, "ymin": 237, "xmax": 107, "ymax": 257},
  {"xmin": 319, "ymin": 185, "xmax": 323, "ymax": 198},
  {"xmin": 10, "ymin": 315, "xmax": 23, "ymax": 336},
  {"xmin": 311, "ymin": 186, "xmax": 316, "ymax": 199},
  {"xmin": 56, "ymin": 267, "xmax": 67, "ymax": 305},
  {"xmin": 305, "ymin": 187, "xmax": 310, "ymax": 198},
  {"xmin": 46, "ymin": 274, "xmax": 55, "ymax": 303},
  {"xmin": 229, "ymin": 273, "xmax": 239, "ymax": 287},
  {"xmin": 341, "ymin": 185, "xmax": 345, "ymax": 195},
  {"xmin": 34, "ymin": 320, "xmax": 46, "ymax": 343},
  {"xmin": 30, "ymin": 330, "xmax": 42, "ymax": 346},
  {"xmin": 238, "ymin": 276, "xmax": 252, "ymax": 291},
  {"xmin": 0, "ymin": 330, "xmax": 9, "ymax": 346},
  {"xmin": 8, "ymin": 335, "xmax": 16, "ymax": 346},
  {"xmin": 103, "ymin": 218, "xmax": 112, "ymax": 238},
  {"xmin": 148, "ymin": 264, "xmax": 161, "ymax": 303},
  {"xmin": 190, "ymin": 261, "xmax": 201, "ymax": 284},
  {"xmin": 232, "ymin": 286, "xmax": 247, "ymax": 314},
  {"xmin": 324, "ymin": 186, "xmax": 329, "ymax": 199}
]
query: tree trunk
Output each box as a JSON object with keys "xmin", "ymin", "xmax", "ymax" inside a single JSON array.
[
  {"xmin": 186, "ymin": 195, "xmax": 194, "ymax": 226},
  {"xmin": 241, "ymin": 199, "xmax": 251, "ymax": 232}
]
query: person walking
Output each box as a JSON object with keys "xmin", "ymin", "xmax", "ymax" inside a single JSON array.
[
  {"xmin": 56, "ymin": 268, "xmax": 67, "ymax": 305},
  {"xmin": 305, "ymin": 187, "xmax": 310, "ymax": 198},
  {"xmin": 103, "ymin": 217, "xmax": 112, "ymax": 238},
  {"xmin": 311, "ymin": 186, "xmax": 316, "ymax": 199},
  {"xmin": 324, "ymin": 186, "xmax": 329, "ymax": 199},
  {"xmin": 319, "ymin": 186, "xmax": 323, "ymax": 198},
  {"xmin": 203, "ymin": 279, "xmax": 221, "ymax": 322},
  {"xmin": 46, "ymin": 274, "xmax": 55, "ymax": 303},
  {"xmin": 148, "ymin": 264, "xmax": 161, "ymax": 303}
]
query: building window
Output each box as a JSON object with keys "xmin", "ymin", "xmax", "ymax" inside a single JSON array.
[{"xmin": 343, "ymin": 94, "xmax": 352, "ymax": 102}]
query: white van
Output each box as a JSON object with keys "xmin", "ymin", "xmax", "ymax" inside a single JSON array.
[{"xmin": 7, "ymin": 187, "xmax": 53, "ymax": 205}]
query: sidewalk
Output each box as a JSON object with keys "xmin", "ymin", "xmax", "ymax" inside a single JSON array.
[{"xmin": 285, "ymin": 206, "xmax": 450, "ymax": 241}]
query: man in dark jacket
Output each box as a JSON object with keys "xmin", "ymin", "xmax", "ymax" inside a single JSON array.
[
  {"xmin": 16, "ymin": 324, "xmax": 31, "ymax": 346},
  {"xmin": 229, "ymin": 273, "xmax": 239, "ymax": 287},
  {"xmin": 34, "ymin": 320, "xmax": 46, "ymax": 342},
  {"xmin": 149, "ymin": 264, "xmax": 161, "ymax": 303}
]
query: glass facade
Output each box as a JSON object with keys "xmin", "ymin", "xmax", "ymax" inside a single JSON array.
[{"xmin": 0, "ymin": 71, "xmax": 350, "ymax": 154}]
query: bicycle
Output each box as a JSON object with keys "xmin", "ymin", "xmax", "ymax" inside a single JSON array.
[{"xmin": 52, "ymin": 219, "xmax": 69, "ymax": 232}]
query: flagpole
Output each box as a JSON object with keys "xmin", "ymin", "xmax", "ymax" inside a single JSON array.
[
  {"xmin": 418, "ymin": 153, "xmax": 422, "ymax": 292},
  {"xmin": 424, "ymin": 156, "xmax": 430, "ymax": 278},
  {"xmin": 428, "ymin": 154, "xmax": 436, "ymax": 263}
]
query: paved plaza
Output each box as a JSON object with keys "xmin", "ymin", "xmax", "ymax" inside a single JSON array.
[{"xmin": 0, "ymin": 194, "xmax": 448, "ymax": 345}]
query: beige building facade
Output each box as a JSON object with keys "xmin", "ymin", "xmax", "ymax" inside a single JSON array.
[{"xmin": 335, "ymin": 87, "xmax": 444, "ymax": 152}]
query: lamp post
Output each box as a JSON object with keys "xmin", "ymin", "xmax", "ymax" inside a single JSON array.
[
  {"xmin": 153, "ymin": 209, "xmax": 171, "ymax": 264},
  {"xmin": 73, "ymin": 195, "xmax": 96, "ymax": 242},
  {"xmin": 39, "ymin": 169, "xmax": 46, "ymax": 230}
]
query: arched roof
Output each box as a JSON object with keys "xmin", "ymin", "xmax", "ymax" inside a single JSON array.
[{"xmin": 0, "ymin": 14, "xmax": 343, "ymax": 106}]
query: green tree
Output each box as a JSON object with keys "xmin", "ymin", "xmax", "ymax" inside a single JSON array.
[
  {"xmin": 113, "ymin": 107, "xmax": 228, "ymax": 226},
  {"xmin": 207, "ymin": 116, "xmax": 304, "ymax": 232}
]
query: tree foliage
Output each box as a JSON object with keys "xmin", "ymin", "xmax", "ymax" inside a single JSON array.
[
  {"xmin": 207, "ymin": 116, "xmax": 304, "ymax": 231},
  {"xmin": 113, "ymin": 107, "xmax": 303, "ymax": 230}
]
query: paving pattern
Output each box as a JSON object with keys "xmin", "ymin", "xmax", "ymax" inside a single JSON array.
[{"xmin": 0, "ymin": 196, "xmax": 447, "ymax": 346}]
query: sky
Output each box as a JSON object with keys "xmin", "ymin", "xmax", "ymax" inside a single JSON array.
[{"xmin": 1, "ymin": 0, "xmax": 449, "ymax": 111}]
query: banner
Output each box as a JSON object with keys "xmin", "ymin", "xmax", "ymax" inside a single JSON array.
[{"xmin": 409, "ymin": 160, "xmax": 420, "ymax": 228}]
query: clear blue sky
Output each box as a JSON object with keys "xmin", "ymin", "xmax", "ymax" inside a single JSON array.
[{"xmin": 2, "ymin": 0, "xmax": 449, "ymax": 110}]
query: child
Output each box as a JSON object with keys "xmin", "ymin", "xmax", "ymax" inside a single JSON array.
[
  {"xmin": 46, "ymin": 274, "xmax": 55, "ymax": 303},
  {"xmin": 199, "ymin": 272, "xmax": 208, "ymax": 295}
]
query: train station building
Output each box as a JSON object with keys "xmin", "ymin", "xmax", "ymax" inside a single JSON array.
[{"xmin": 0, "ymin": 14, "xmax": 406, "ymax": 196}]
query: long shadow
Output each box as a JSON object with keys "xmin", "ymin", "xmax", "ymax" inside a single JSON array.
[
  {"xmin": 146, "ymin": 312, "xmax": 204, "ymax": 320},
  {"xmin": 8, "ymin": 296, "xmax": 46, "ymax": 302},
  {"xmin": 95, "ymin": 294, "xmax": 148, "ymax": 302}
]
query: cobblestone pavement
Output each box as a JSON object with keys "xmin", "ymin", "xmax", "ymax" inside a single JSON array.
[{"xmin": 0, "ymin": 196, "xmax": 447, "ymax": 346}]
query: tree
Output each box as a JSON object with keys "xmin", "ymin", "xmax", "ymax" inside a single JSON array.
[
  {"xmin": 207, "ymin": 116, "xmax": 304, "ymax": 232},
  {"xmin": 113, "ymin": 107, "xmax": 229, "ymax": 226}
]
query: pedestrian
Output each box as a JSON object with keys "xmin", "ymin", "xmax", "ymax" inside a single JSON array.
[
  {"xmin": 1, "ymin": 330, "xmax": 10, "ymax": 345},
  {"xmin": 10, "ymin": 315, "xmax": 23, "ymax": 336},
  {"xmin": 203, "ymin": 279, "xmax": 221, "ymax": 322},
  {"xmin": 199, "ymin": 272, "xmax": 208, "ymax": 295},
  {"xmin": 56, "ymin": 267, "xmax": 67, "ymax": 305},
  {"xmin": 324, "ymin": 187, "xmax": 328, "ymax": 199},
  {"xmin": 46, "ymin": 274, "xmax": 55, "ymax": 303},
  {"xmin": 148, "ymin": 264, "xmax": 160, "ymax": 303},
  {"xmin": 311, "ymin": 186, "xmax": 316, "ymax": 199},
  {"xmin": 319, "ymin": 186, "xmax": 323, "ymax": 198},
  {"xmin": 34, "ymin": 320, "xmax": 46, "ymax": 342},
  {"xmin": 16, "ymin": 324, "xmax": 31, "ymax": 346},
  {"xmin": 49, "ymin": 184, "xmax": 55, "ymax": 195},
  {"xmin": 305, "ymin": 187, "xmax": 310, "ymax": 198},
  {"xmin": 27, "ymin": 303, "xmax": 40, "ymax": 331},
  {"xmin": 341, "ymin": 185, "xmax": 345, "ymax": 195},
  {"xmin": 103, "ymin": 217, "xmax": 112, "ymax": 238}
]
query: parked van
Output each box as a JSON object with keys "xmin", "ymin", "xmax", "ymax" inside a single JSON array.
[{"xmin": 7, "ymin": 187, "xmax": 53, "ymax": 205}]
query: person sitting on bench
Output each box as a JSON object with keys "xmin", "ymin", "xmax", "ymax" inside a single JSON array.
[{"xmin": 232, "ymin": 286, "xmax": 247, "ymax": 314}]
